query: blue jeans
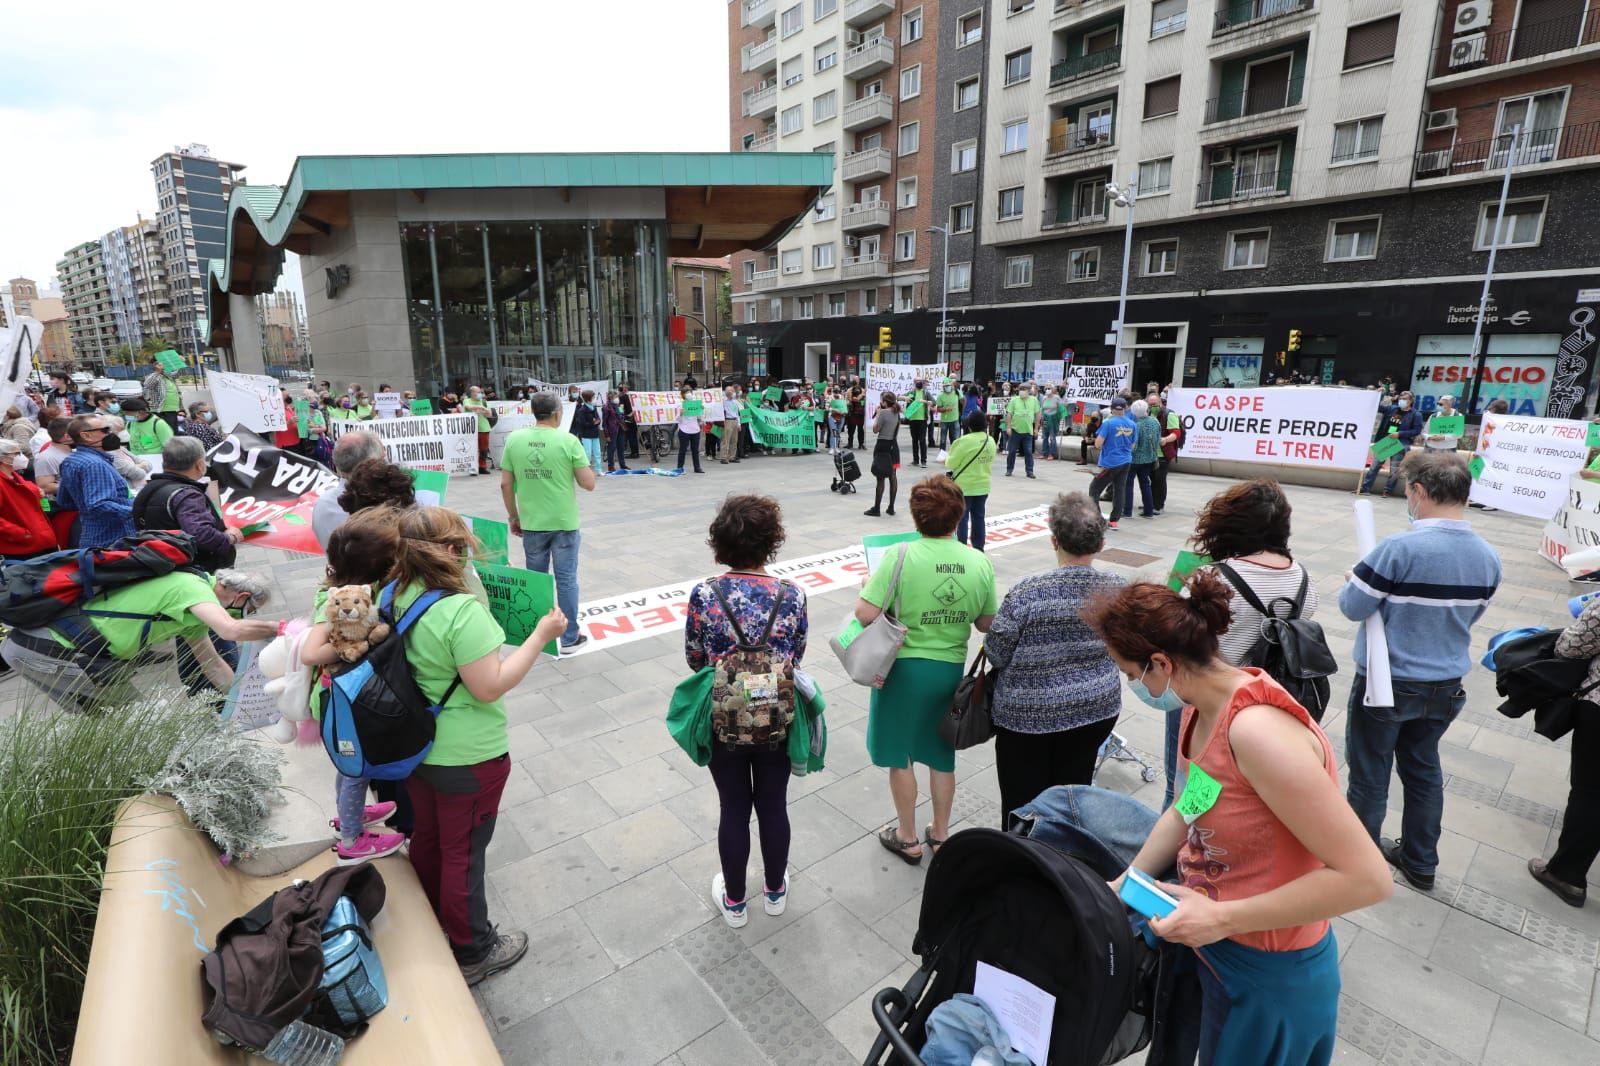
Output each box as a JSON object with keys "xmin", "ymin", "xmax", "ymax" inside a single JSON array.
[
  {"xmin": 826, "ymin": 416, "xmax": 842, "ymax": 450},
  {"xmin": 956, "ymin": 493, "xmax": 987, "ymax": 552},
  {"xmin": 1124, "ymin": 462, "xmax": 1155, "ymax": 516},
  {"xmin": 1009, "ymin": 784, "xmax": 1162, "ymax": 879},
  {"xmin": 1005, "ymin": 431, "xmax": 1034, "ymax": 475},
  {"xmin": 1041, "ymin": 413, "xmax": 1060, "ymax": 457},
  {"xmin": 1361, "ymin": 453, "xmax": 1404, "ymax": 494},
  {"xmin": 177, "ymin": 634, "xmax": 238, "ymax": 695},
  {"xmin": 521, "ymin": 529, "xmax": 582, "ymax": 644},
  {"xmin": 580, "ymin": 437, "xmax": 601, "ymax": 471},
  {"xmin": 1344, "ymin": 672, "xmax": 1465, "ymax": 874}
]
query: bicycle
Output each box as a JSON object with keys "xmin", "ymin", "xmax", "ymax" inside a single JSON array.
[{"xmin": 641, "ymin": 424, "xmax": 673, "ymax": 465}]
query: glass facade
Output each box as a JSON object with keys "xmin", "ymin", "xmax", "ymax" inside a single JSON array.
[{"xmin": 399, "ymin": 219, "xmax": 668, "ymax": 394}]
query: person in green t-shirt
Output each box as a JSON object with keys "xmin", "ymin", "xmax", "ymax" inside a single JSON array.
[
  {"xmin": 904, "ymin": 378, "xmax": 930, "ymax": 468},
  {"xmin": 354, "ymin": 393, "xmax": 376, "ymax": 421},
  {"xmin": 499, "ymin": 392, "xmax": 595, "ymax": 649},
  {"xmin": 301, "ymin": 506, "xmax": 567, "ymax": 985},
  {"xmin": 463, "ymin": 386, "xmax": 494, "ymax": 475},
  {"xmin": 852, "ymin": 477, "xmax": 997, "ymax": 865},
  {"xmin": 120, "ymin": 397, "xmax": 174, "ymax": 456},
  {"xmin": 935, "ymin": 379, "xmax": 961, "ymax": 450},
  {"xmin": 944, "ymin": 410, "xmax": 998, "ymax": 552},
  {"xmin": 1004, "ymin": 386, "xmax": 1042, "ymax": 478}
]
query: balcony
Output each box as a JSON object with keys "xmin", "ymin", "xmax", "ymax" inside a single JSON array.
[
  {"xmin": 1414, "ymin": 120, "xmax": 1600, "ymax": 179},
  {"xmin": 1204, "ymin": 76, "xmax": 1304, "ymax": 124},
  {"xmin": 842, "ymin": 200, "xmax": 892, "ymax": 232},
  {"xmin": 1214, "ymin": 0, "xmax": 1313, "ymax": 37},
  {"xmin": 841, "ymin": 145, "xmax": 893, "ymax": 181},
  {"xmin": 1434, "ymin": 9, "xmax": 1600, "ymax": 79},
  {"xmin": 1049, "ymin": 44, "xmax": 1122, "ymax": 86},
  {"xmin": 742, "ymin": 35, "xmax": 778, "ymax": 73},
  {"xmin": 842, "ymin": 253, "xmax": 889, "ymax": 279},
  {"xmin": 742, "ymin": 131, "xmax": 777, "ymax": 152},
  {"xmin": 1053, "ymin": 0, "xmax": 1121, "ymax": 25},
  {"xmin": 1195, "ymin": 164, "xmax": 1293, "ymax": 206},
  {"xmin": 752, "ymin": 269, "xmax": 780, "ymax": 292},
  {"xmin": 1041, "ymin": 205, "xmax": 1109, "ymax": 231},
  {"xmin": 1045, "ymin": 121, "xmax": 1115, "ymax": 159},
  {"xmin": 842, "ymin": 93, "xmax": 895, "ymax": 131},
  {"xmin": 742, "ymin": 83, "xmax": 778, "ymax": 118},
  {"xmin": 844, "ymin": 35, "xmax": 896, "ymax": 78},
  {"xmin": 845, "ymin": 0, "xmax": 894, "ymax": 28},
  {"xmin": 743, "ymin": 0, "xmax": 777, "ymax": 29}
]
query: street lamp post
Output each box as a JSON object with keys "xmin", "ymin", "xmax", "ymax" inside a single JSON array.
[
  {"xmin": 1105, "ymin": 179, "xmax": 1138, "ymax": 369},
  {"xmin": 926, "ymin": 225, "xmax": 949, "ymax": 370},
  {"xmin": 1469, "ymin": 125, "xmax": 1522, "ymax": 382}
]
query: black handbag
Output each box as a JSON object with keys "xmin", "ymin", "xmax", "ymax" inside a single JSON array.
[{"xmin": 940, "ymin": 648, "xmax": 995, "ymax": 750}]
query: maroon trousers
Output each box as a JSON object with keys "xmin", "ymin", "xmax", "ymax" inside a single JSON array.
[{"xmin": 406, "ymin": 754, "xmax": 509, "ymax": 964}]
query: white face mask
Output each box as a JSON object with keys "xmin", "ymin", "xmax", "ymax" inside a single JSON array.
[{"xmin": 10, "ymin": 454, "xmax": 26, "ymax": 470}]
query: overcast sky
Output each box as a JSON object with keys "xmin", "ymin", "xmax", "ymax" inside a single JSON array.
[{"xmin": 0, "ymin": 1, "xmax": 730, "ymax": 298}]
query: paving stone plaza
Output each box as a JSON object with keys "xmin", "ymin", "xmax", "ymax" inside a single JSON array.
[{"xmin": 12, "ymin": 449, "xmax": 1599, "ymax": 1065}]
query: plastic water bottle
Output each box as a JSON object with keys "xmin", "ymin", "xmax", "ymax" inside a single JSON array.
[
  {"xmin": 1570, "ymin": 589, "xmax": 1600, "ymax": 617},
  {"xmin": 260, "ymin": 1021, "xmax": 345, "ymax": 1065}
]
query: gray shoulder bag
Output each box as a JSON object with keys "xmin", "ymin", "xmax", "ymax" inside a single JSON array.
[{"xmin": 830, "ymin": 543, "xmax": 910, "ymax": 688}]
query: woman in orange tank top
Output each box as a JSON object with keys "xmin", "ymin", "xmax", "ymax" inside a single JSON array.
[{"xmin": 1084, "ymin": 573, "xmax": 1392, "ymax": 1066}]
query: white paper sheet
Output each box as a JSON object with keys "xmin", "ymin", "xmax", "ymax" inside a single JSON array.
[
  {"xmin": 1353, "ymin": 499, "xmax": 1394, "ymax": 708},
  {"xmin": 973, "ymin": 961, "xmax": 1055, "ymax": 1066}
]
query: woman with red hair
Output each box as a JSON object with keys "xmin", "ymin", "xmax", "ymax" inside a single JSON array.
[{"xmin": 1085, "ymin": 573, "xmax": 1390, "ymax": 1066}]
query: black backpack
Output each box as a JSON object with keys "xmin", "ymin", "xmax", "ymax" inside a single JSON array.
[
  {"xmin": 1215, "ymin": 562, "xmax": 1338, "ymax": 722},
  {"xmin": 1489, "ymin": 628, "xmax": 1599, "ymax": 741}
]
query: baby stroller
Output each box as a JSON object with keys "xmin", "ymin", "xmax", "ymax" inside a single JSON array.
[
  {"xmin": 865, "ymin": 827, "xmax": 1156, "ymax": 1066},
  {"xmin": 831, "ymin": 448, "xmax": 862, "ymax": 494}
]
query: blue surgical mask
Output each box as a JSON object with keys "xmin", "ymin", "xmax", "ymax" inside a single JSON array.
[
  {"xmin": 1129, "ymin": 662, "xmax": 1185, "ymax": 712},
  {"xmin": 108, "ymin": 403, "xmax": 121, "ymax": 414}
]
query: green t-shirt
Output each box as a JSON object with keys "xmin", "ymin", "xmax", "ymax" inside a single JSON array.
[
  {"xmin": 463, "ymin": 399, "xmax": 491, "ymax": 433},
  {"xmin": 127, "ymin": 415, "xmax": 173, "ymax": 455},
  {"xmin": 944, "ymin": 430, "xmax": 996, "ymax": 497},
  {"xmin": 355, "ymin": 404, "xmax": 375, "ymax": 421},
  {"xmin": 393, "ymin": 582, "xmax": 508, "ymax": 766},
  {"xmin": 328, "ymin": 407, "xmax": 354, "ymax": 422},
  {"xmin": 936, "ymin": 390, "xmax": 960, "ymax": 422},
  {"xmin": 161, "ymin": 378, "xmax": 181, "ymax": 413},
  {"xmin": 862, "ymin": 538, "xmax": 997, "ymax": 664},
  {"xmin": 1006, "ymin": 395, "xmax": 1041, "ymax": 434},
  {"xmin": 55, "ymin": 571, "xmax": 216, "ymax": 659},
  {"xmin": 502, "ymin": 424, "xmax": 589, "ymax": 532}
]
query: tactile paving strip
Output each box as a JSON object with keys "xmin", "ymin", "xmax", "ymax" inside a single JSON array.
[
  {"xmin": 1452, "ymin": 884, "xmax": 1528, "ymax": 934},
  {"xmin": 766, "ymin": 1030, "xmax": 857, "ymax": 1066},
  {"xmin": 1495, "ymin": 791, "xmax": 1559, "ymax": 826},
  {"xmin": 672, "ymin": 921, "xmax": 745, "ymax": 975},
  {"xmin": 1442, "ymin": 775, "xmax": 1502, "ymax": 806},
  {"xmin": 734, "ymin": 988, "xmax": 821, "ymax": 1059},
  {"xmin": 1336, "ymin": 995, "xmax": 1396, "ymax": 1059},
  {"xmin": 1520, "ymin": 911, "xmax": 1600, "ymax": 964},
  {"xmin": 701, "ymin": 950, "xmax": 781, "ymax": 1006},
  {"xmin": 1382, "ymin": 1025, "xmax": 1472, "ymax": 1066}
]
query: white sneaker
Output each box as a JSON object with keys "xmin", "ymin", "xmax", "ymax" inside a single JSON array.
[
  {"xmin": 764, "ymin": 867, "xmax": 790, "ymax": 916},
  {"xmin": 711, "ymin": 872, "xmax": 748, "ymax": 928}
]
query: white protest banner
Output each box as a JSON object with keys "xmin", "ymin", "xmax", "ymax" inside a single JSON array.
[
  {"xmin": 329, "ymin": 412, "xmax": 478, "ymax": 475},
  {"xmin": 1539, "ymin": 472, "xmax": 1600, "ymax": 576},
  {"xmin": 1468, "ymin": 411, "xmax": 1588, "ymax": 518},
  {"xmin": 631, "ymin": 389, "xmax": 722, "ymax": 426},
  {"xmin": 1062, "ymin": 363, "xmax": 1131, "ymax": 405},
  {"xmin": 865, "ymin": 362, "xmax": 945, "ymax": 422},
  {"xmin": 489, "ymin": 400, "xmax": 531, "ymax": 416},
  {"xmin": 1033, "ymin": 360, "xmax": 1066, "ymax": 387},
  {"xmin": 527, "ymin": 377, "xmax": 609, "ymax": 400},
  {"xmin": 374, "ymin": 391, "xmax": 402, "ymax": 418},
  {"xmin": 207, "ymin": 370, "xmax": 286, "ymax": 432},
  {"xmin": 1166, "ymin": 386, "xmax": 1381, "ymax": 470}
]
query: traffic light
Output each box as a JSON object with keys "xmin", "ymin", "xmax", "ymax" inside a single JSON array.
[
  {"xmin": 877, "ymin": 326, "xmax": 893, "ymax": 350},
  {"xmin": 1287, "ymin": 328, "xmax": 1303, "ymax": 352}
]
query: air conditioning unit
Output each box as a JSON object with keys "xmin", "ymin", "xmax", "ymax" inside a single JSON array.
[
  {"xmin": 1426, "ymin": 108, "xmax": 1458, "ymax": 131},
  {"xmin": 846, "ymin": 235, "xmax": 861, "ymax": 248},
  {"xmin": 1453, "ymin": 0, "xmax": 1491, "ymax": 33},
  {"xmin": 1209, "ymin": 147, "xmax": 1234, "ymax": 165},
  {"xmin": 1449, "ymin": 32, "xmax": 1488, "ymax": 67},
  {"xmin": 846, "ymin": 29, "xmax": 864, "ymax": 47},
  {"xmin": 1417, "ymin": 148, "xmax": 1453, "ymax": 175}
]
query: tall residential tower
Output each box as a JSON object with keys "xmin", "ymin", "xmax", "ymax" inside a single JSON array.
[{"xmin": 151, "ymin": 144, "xmax": 245, "ymax": 359}]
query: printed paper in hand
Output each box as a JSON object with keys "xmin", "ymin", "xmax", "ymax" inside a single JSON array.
[
  {"xmin": 863, "ymin": 532, "xmax": 920, "ymax": 574},
  {"xmin": 973, "ymin": 961, "xmax": 1055, "ymax": 1066},
  {"xmin": 1353, "ymin": 499, "xmax": 1394, "ymax": 708}
]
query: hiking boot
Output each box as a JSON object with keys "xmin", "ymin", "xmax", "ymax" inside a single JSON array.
[
  {"xmin": 1381, "ymin": 837, "xmax": 1434, "ymax": 891},
  {"xmin": 712, "ymin": 872, "xmax": 748, "ymax": 928},
  {"xmin": 459, "ymin": 930, "xmax": 529, "ymax": 986},
  {"xmin": 333, "ymin": 829, "xmax": 406, "ymax": 866},
  {"xmin": 764, "ymin": 868, "xmax": 790, "ymax": 916},
  {"xmin": 329, "ymin": 802, "xmax": 398, "ymax": 835}
]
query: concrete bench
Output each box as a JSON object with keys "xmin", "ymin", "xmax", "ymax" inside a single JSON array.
[{"xmin": 72, "ymin": 795, "xmax": 499, "ymax": 1065}]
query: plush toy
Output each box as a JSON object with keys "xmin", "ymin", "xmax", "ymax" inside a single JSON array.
[
  {"xmin": 325, "ymin": 585, "xmax": 392, "ymax": 663},
  {"xmin": 258, "ymin": 621, "xmax": 316, "ymax": 745}
]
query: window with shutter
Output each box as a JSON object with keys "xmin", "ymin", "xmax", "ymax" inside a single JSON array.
[
  {"xmin": 1144, "ymin": 76, "xmax": 1181, "ymax": 118},
  {"xmin": 1343, "ymin": 15, "xmax": 1399, "ymax": 69}
]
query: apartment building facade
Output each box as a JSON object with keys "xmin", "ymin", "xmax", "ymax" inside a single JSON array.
[
  {"xmin": 731, "ymin": 0, "xmax": 1600, "ymax": 417},
  {"xmin": 102, "ymin": 219, "xmax": 175, "ymax": 353},
  {"xmin": 728, "ymin": 0, "xmax": 944, "ymax": 378},
  {"xmin": 152, "ymin": 144, "xmax": 245, "ymax": 360},
  {"xmin": 56, "ymin": 240, "xmax": 120, "ymax": 364}
]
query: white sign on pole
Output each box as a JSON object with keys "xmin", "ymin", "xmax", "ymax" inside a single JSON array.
[
  {"xmin": 207, "ymin": 370, "xmax": 287, "ymax": 433},
  {"xmin": 1032, "ymin": 360, "xmax": 1066, "ymax": 387},
  {"xmin": 1061, "ymin": 363, "xmax": 1132, "ymax": 406},
  {"xmin": 374, "ymin": 391, "xmax": 403, "ymax": 418},
  {"xmin": 329, "ymin": 412, "xmax": 479, "ymax": 475},
  {"xmin": 1165, "ymin": 386, "xmax": 1381, "ymax": 470},
  {"xmin": 864, "ymin": 362, "xmax": 946, "ymax": 422},
  {"xmin": 1467, "ymin": 411, "xmax": 1589, "ymax": 518}
]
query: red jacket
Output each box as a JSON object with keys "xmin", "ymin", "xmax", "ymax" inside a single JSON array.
[{"xmin": 0, "ymin": 471, "xmax": 58, "ymax": 556}]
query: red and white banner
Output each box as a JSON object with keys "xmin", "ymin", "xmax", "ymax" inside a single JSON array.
[
  {"xmin": 631, "ymin": 389, "xmax": 724, "ymax": 426},
  {"xmin": 1167, "ymin": 386, "xmax": 1381, "ymax": 470},
  {"xmin": 1471, "ymin": 412, "xmax": 1591, "ymax": 518},
  {"xmin": 565, "ymin": 505, "xmax": 1054, "ymax": 655},
  {"xmin": 207, "ymin": 429, "xmax": 334, "ymax": 555}
]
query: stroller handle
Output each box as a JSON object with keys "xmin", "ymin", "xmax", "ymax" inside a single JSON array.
[{"xmin": 867, "ymin": 987, "xmax": 926, "ymax": 1066}]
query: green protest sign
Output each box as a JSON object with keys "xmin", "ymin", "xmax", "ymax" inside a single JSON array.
[
  {"xmin": 410, "ymin": 399, "xmax": 434, "ymax": 416},
  {"xmin": 829, "ymin": 398, "xmax": 847, "ymax": 413},
  {"xmin": 470, "ymin": 516, "xmax": 510, "ymax": 566},
  {"xmin": 1470, "ymin": 455, "xmax": 1487, "ymax": 478},
  {"xmin": 155, "ymin": 349, "xmax": 185, "ymax": 373},
  {"xmin": 474, "ymin": 562, "xmax": 559, "ymax": 656},
  {"xmin": 1371, "ymin": 435, "xmax": 1407, "ymax": 462},
  {"xmin": 709, "ymin": 422, "xmax": 723, "ymax": 438},
  {"xmin": 738, "ymin": 405, "xmax": 752, "ymax": 424},
  {"xmin": 1167, "ymin": 550, "xmax": 1213, "ymax": 592},
  {"xmin": 1430, "ymin": 414, "xmax": 1465, "ymax": 437},
  {"xmin": 747, "ymin": 407, "xmax": 816, "ymax": 450},
  {"xmin": 904, "ymin": 400, "xmax": 927, "ymax": 420},
  {"xmin": 813, "ymin": 381, "xmax": 827, "ymax": 395},
  {"xmin": 1587, "ymin": 422, "xmax": 1600, "ymax": 449},
  {"xmin": 764, "ymin": 386, "xmax": 783, "ymax": 401},
  {"xmin": 812, "ymin": 407, "xmax": 825, "ymax": 423},
  {"xmin": 407, "ymin": 468, "xmax": 450, "ymax": 506},
  {"xmin": 864, "ymin": 532, "xmax": 920, "ymax": 574},
  {"xmin": 683, "ymin": 398, "xmax": 705, "ymax": 418},
  {"xmin": 294, "ymin": 399, "xmax": 311, "ymax": 438}
]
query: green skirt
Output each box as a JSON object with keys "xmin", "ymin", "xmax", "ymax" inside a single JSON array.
[{"xmin": 867, "ymin": 657, "xmax": 963, "ymax": 773}]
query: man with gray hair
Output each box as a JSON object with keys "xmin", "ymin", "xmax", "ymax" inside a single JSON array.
[
  {"xmin": 1340, "ymin": 449, "xmax": 1501, "ymax": 891},
  {"xmin": 313, "ymin": 430, "xmax": 386, "ymax": 549},
  {"xmin": 132, "ymin": 435, "xmax": 240, "ymax": 572}
]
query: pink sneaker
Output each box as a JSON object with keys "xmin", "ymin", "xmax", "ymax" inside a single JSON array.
[
  {"xmin": 329, "ymin": 802, "xmax": 397, "ymax": 835},
  {"xmin": 333, "ymin": 829, "xmax": 406, "ymax": 865}
]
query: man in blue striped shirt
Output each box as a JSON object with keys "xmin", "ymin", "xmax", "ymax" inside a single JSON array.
[
  {"xmin": 54, "ymin": 414, "xmax": 136, "ymax": 549},
  {"xmin": 1340, "ymin": 450, "xmax": 1501, "ymax": 890}
]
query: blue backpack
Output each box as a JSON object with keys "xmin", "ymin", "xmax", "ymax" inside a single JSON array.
[{"xmin": 320, "ymin": 582, "xmax": 462, "ymax": 780}]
